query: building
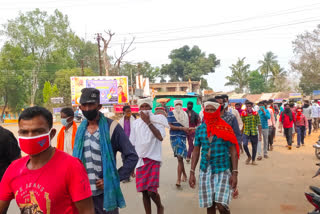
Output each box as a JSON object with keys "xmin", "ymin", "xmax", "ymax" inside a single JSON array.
[{"xmin": 149, "ymin": 81, "xmax": 201, "ymax": 96}]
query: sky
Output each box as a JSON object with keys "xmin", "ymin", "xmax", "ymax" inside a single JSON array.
[{"xmin": 1, "ymin": 0, "xmax": 320, "ymax": 92}]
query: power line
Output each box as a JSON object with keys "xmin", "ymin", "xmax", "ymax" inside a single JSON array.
[
  {"xmin": 110, "ymin": 17, "xmax": 320, "ymax": 45},
  {"xmin": 115, "ymin": 2, "xmax": 320, "ymax": 37}
]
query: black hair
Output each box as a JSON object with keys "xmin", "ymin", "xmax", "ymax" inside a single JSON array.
[
  {"xmin": 19, "ymin": 106, "xmax": 53, "ymax": 129},
  {"xmin": 123, "ymin": 105, "xmax": 131, "ymax": 112},
  {"xmin": 187, "ymin": 101, "xmax": 193, "ymax": 105},
  {"xmin": 267, "ymin": 99, "xmax": 273, "ymax": 104},
  {"xmin": 118, "ymin": 85, "xmax": 123, "ymax": 88},
  {"xmin": 221, "ymin": 94, "xmax": 229, "ymax": 100},
  {"xmin": 245, "ymin": 100, "xmax": 253, "ymax": 105},
  {"xmin": 284, "ymin": 103, "xmax": 290, "ymax": 107},
  {"xmin": 60, "ymin": 107, "xmax": 74, "ymax": 117},
  {"xmin": 289, "ymin": 103, "xmax": 295, "ymax": 108},
  {"xmin": 214, "ymin": 95, "xmax": 223, "ymax": 99},
  {"xmin": 235, "ymin": 103, "xmax": 241, "ymax": 106}
]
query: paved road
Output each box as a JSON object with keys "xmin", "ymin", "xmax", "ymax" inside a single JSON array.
[{"xmin": 4, "ymin": 123, "xmax": 319, "ymax": 214}]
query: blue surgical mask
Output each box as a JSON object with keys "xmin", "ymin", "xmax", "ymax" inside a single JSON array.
[
  {"xmin": 61, "ymin": 117, "xmax": 71, "ymax": 127},
  {"xmin": 224, "ymin": 102, "xmax": 228, "ymax": 109}
]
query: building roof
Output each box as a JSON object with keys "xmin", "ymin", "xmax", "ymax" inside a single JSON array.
[{"xmin": 244, "ymin": 94, "xmax": 263, "ymax": 103}]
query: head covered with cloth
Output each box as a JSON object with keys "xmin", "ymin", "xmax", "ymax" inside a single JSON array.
[
  {"xmin": 173, "ymin": 99, "xmax": 189, "ymax": 128},
  {"xmin": 203, "ymin": 100, "xmax": 240, "ymax": 158}
]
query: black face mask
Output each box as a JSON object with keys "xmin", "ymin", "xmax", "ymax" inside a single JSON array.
[
  {"xmin": 187, "ymin": 106, "xmax": 193, "ymax": 110},
  {"xmin": 83, "ymin": 109, "xmax": 99, "ymax": 121}
]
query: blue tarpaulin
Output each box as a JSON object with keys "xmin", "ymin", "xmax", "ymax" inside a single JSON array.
[{"xmin": 229, "ymin": 98, "xmax": 247, "ymax": 103}]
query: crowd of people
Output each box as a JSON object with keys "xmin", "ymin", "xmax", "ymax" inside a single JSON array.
[{"xmin": 0, "ymin": 89, "xmax": 320, "ymax": 214}]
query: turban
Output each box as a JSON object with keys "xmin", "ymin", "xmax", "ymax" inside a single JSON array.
[
  {"xmin": 174, "ymin": 100, "xmax": 183, "ymax": 106},
  {"xmin": 138, "ymin": 98, "xmax": 153, "ymax": 109},
  {"xmin": 204, "ymin": 101, "xmax": 220, "ymax": 109}
]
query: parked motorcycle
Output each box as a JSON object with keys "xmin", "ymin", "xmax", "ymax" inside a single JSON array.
[
  {"xmin": 305, "ymin": 164, "xmax": 320, "ymax": 213},
  {"xmin": 313, "ymin": 136, "xmax": 320, "ymax": 160}
]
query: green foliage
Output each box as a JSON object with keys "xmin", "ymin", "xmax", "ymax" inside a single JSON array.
[
  {"xmin": 160, "ymin": 45, "xmax": 220, "ymax": 89},
  {"xmin": 43, "ymin": 81, "xmax": 52, "ymax": 104},
  {"xmin": 248, "ymin": 70, "xmax": 266, "ymax": 94},
  {"xmin": 120, "ymin": 62, "xmax": 160, "ymax": 85},
  {"xmin": 291, "ymin": 25, "xmax": 320, "ymax": 95},
  {"xmin": 0, "ymin": 43, "xmax": 31, "ymax": 119},
  {"xmin": 2, "ymin": 9, "xmax": 96, "ymax": 105},
  {"xmin": 225, "ymin": 57, "xmax": 250, "ymax": 93}
]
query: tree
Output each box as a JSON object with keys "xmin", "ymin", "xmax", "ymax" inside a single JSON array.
[
  {"xmin": 160, "ymin": 45, "xmax": 220, "ymax": 89},
  {"xmin": 291, "ymin": 25, "xmax": 320, "ymax": 95},
  {"xmin": 0, "ymin": 43, "xmax": 31, "ymax": 121},
  {"xmin": 258, "ymin": 51, "xmax": 278, "ymax": 82},
  {"xmin": 248, "ymin": 70, "xmax": 266, "ymax": 94},
  {"xmin": 54, "ymin": 68, "xmax": 98, "ymax": 106},
  {"xmin": 225, "ymin": 57, "xmax": 250, "ymax": 93},
  {"xmin": 120, "ymin": 62, "xmax": 161, "ymax": 85},
  {"xmin": 2, "ymin": 9, "xmax": 82, "ymax": 105}
]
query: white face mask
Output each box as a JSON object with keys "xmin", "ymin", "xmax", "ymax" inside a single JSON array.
[
  {"xmin": 224, "ymin": 102, "xmax": 228, "ymax": 109},
  {"xmin": 139, "ymin": 110, "xmax": 152, "ymax": 115},
  {"xmin": 175, "ymin": 105, "xmax": 182, "ymax": 111}
]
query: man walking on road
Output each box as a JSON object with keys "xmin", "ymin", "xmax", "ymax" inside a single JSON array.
[
  {"xmin": 311, "ymin": 101, "xmax": 319, "ymax": 132},
  {"xmin": 186, "ymin": 101, "xmax": 200, "ymax": 163},
  {"xmin": 279, "ymin": 103, "xmax": 296, "ymax": 150},
  {"xmin": 257, "ymin": 101, "xmax": 270, "ymax": 160},
  {"xmin": 189, "ymin": 100, "xmax": 239, "ymax": 214},
  {"xmin": 241, "ymin": 101, "xmax": 262, "ymax": 165},
  {"xmin": 302, "ymin": 100, "xmax": 312, "ymax": 136},
  {"xmin": 168, "ymin": 100, "xmax": 190, "ymax": 187},
  {"xmin": 73, "ymin": 88, "xmax": 138, "ymax": 214},
  {"xmin": 0, "ymin": 106, "xmax": 95, "ymax": 214},
  {"xmin": 215, "ymin": 95, "xmax": 242, "ymax": 153},
  {"xmin": 56, "ymin": 107, "xmax": 78, "ymax": 155},
  {"xmin": 295, "ymin": 108, "xmax": 308, "ymax": 148},
  {"xmin": 267, "ymin": 102, "xmax": 276, "ymax": 151},
  {"xmin": 130, "ymin": 98, "xmax": 169, "ymax": 214}
]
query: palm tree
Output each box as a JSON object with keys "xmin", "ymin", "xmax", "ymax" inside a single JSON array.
[
  {"xmin": 225, "ymin": 57, "xmax": 250, "ymax": 93},
  {"xmin": 258, "ymin": 51, "xmax": 278, "ymax": 81}
]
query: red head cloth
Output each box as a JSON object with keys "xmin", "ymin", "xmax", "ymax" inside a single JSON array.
[{"xmin": 203, "ymin": 106, "xmax": 240, "ymax": 158}]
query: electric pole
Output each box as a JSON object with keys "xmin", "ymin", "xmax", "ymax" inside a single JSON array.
[{"xmin": 97, "ymin": 33, "xmax": 103, "ymax": 76}]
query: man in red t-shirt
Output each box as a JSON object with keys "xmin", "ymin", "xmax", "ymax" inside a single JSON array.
[
  {"xmin": 0, "ymin": 106, "xmax": 94, "ymax": 214},
  {"xmin": 279, "ymin": 103, "xmax": 296, "ymax": 150}
]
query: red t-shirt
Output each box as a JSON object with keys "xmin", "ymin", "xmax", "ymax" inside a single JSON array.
[
  {"xmin": 0, "ymin": 149, "xmax": 92, "ymax": 214},
  {"xmin": 279, "ymin": 111, "xmax": 296, "ymax": 128}
]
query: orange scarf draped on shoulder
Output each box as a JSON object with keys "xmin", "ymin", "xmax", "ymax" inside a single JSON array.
[
  {"xmin": 57, "ymin": 121, "xmax": 77, "ymax": 151},
  {"xmin": 203, "ymin": 106, "xmax": 240, "ymax": 158}
]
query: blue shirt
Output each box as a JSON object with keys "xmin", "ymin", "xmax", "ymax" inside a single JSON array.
[
  {"xmin": 258, "ymin": 107, "xmax": 271, "ymax": 129},
  {"xmin": 167, "ymin": 111, "xmax": 186, "ymax": 137},
  {"xmin": 194, "ymin": 123, "xmax": 231, "ymax": 174}
]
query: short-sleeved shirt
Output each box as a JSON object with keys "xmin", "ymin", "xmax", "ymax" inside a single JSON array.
[
  {"xmin": 167, "ymin": 111, "xmax": 186, "ymax": 138},
  {"xmin": 0, "ymin": 149, "xmax": 92, "ymax": 214},
  {"xmin": 83, "ymin": 129, "xmax": 103, "ymax": 196},
  {"xmin": 241, "ymin": 112, "xmax": 261, "ymax": 136},
  {"xmin": 194, "ymin": 123, "xmax": 231, "ymax": 174}
]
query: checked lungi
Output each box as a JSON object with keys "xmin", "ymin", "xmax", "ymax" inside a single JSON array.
[
  {"xmin": 170, "ymin": 136, "xmax": 187, "ymax": 159},
  {"xmin": 199, "ymin": 166, "xmax": 232, "ymax": 208},
  {"xmin": 136, "ymin": 158, "xmax": 160, "ymax": 193}
]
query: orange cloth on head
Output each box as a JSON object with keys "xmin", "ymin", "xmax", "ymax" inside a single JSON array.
[
  {"xmin": 57, "ymin": 121, "xmax": 77, "ymax": 152},
  {"xmin": 203, "ymin": 106, "xmax": 240, "ymax": 158}
]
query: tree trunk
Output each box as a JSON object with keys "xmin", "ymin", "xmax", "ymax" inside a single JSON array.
[{"xmin": 0, "ymin": 94, "xmax": 8, "ymax": 123}]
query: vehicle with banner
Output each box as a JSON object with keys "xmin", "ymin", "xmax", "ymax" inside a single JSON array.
[{"xmin": 70, "ymin": 76, "xmax": 129, "ymax": 106}]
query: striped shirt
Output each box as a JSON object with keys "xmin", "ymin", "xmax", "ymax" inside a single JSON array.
[
  {"xmin": 167, "ymin": 111, "xmax": 186, "ymax": 138},
  {"xmin": 83, "ymin": 129, "xmax": 103, "ymax": 196}
]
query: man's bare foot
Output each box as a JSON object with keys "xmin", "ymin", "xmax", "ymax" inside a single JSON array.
[
  {"xmin": 176, "ymin": 180, "xmax": 181, "ymax": 187},
  {"xmin": 182, "ymin": 174, "xmax": 187, "ymax": 182},
  {"xmin": 158, "ymin": 205, "xmax": 164, "ymax": 214}
]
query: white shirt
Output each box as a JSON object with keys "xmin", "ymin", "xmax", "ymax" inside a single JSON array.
[
  {"xmin": 130, "ymin": 115, "xmax": 168, "ymax": 168},
  {"xmin": 64, "ymin": 126, "xmax": 73, "ymax": 155}
]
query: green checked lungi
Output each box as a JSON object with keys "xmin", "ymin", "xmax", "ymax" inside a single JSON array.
[{"xmin": 199, "ymin": 166, "xmax": 232, "ymax": 208}]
